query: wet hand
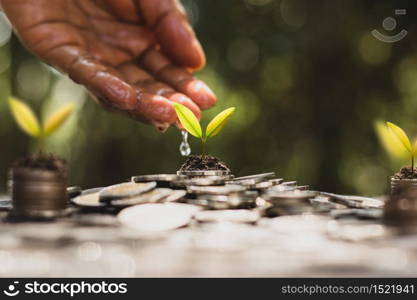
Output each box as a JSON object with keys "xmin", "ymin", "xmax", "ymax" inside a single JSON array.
[{"xmin": 1, "ymin": 0, "xmax": 217, "ymax": 131}]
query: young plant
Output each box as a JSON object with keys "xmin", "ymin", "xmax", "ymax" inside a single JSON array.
[
  {"xmin": 173, "ymin": 103, "xmax": 236, "ymax": 156},
  {"xmin": 375, "ymin": 121, "xmax": 417, "ymax": 170},
  {"xmin": 9, "ymin": 97, "xmax": 75, "ymax": 150}
]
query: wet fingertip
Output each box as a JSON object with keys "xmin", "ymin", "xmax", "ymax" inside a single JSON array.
[{"xmin": 181, "ymin": 80, "xmax": 217, "ymax": 110}]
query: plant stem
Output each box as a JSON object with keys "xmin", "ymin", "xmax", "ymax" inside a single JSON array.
[
  {"xmin": 36, "ymin": 135, "xmax": 45, "ymax": 153},
  {"xmin": 201, "ymin": 139, "xmax": 206, "ymax": 157}
]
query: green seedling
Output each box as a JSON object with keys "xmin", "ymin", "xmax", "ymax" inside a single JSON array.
[
  {"xmin": 9, "ymin": 97, "xmax": 75, "ymax": 150},
  {"xmin": 173, "ymin": 103, "xmax": 236, "ymax": 156},
  {"xmin": 375, "ymin": 121, "xmax": 417, "ymax": 170}
]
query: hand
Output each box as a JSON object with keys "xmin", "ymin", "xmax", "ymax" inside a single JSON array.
[{"xmin": 1, "ymin": 0, "xmax": 216, "ymax": 131}]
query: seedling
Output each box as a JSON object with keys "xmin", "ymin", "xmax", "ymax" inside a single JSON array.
[
  {"xmin": 376, "ymin": 121, "xmax": 417, "ymax": 170},
  {"xmin": 8, "ymin": 97, "xmax": 75, "ymax": 150},
  {"xmin": 173, "ymin": 103, "xmax": 236, "ymax": 156}
]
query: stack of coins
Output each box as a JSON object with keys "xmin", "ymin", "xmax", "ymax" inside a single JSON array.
[{"xmin": 70, "ymin": 171, "xmax": 319, "ymax": 216}]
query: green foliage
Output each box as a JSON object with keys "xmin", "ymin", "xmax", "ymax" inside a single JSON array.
[
  {"xmin": 376, "ymin": 121, "xmax": 417, "ymax": 169},
  {"xmin": 9, "ymin": 96, "xmax": 75, "ymax": 149},
  {"xmin": 173, "ymin": 103, "xmax": 236, "ymax": 155}
]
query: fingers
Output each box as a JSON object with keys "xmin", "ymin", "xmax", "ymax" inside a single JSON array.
[
  {"xmin": 118, "ymin": 63, "xmax": 201, "ymax": 119},
  {"xmin": 101, "ymin": 0, "xmax": 142, "ymax": 23},
  {"xmin": 138, "ymin": 0, "xmax": 205, "ymax": 70},
  {"xmin": 139, "ymin": 49, "xmax": 217, "ymax": 109}
]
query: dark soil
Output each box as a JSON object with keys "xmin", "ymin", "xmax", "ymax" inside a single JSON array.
[
  {"xmin": 179, "ymin": 155, "xmax": 231, "ymax": 172},
  {"xmin": 13, "ymin": 153, "xmax": 67, "ymax": 174},
  {"xmin": 393, "ymin": 166, "xmax": 417, "ymax": 179}
]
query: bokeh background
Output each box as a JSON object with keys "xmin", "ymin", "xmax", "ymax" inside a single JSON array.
[{"xmin": 1, "ymin": 0, "xmax": 417, "ymax": 195}]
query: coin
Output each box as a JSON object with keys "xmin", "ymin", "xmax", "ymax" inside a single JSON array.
[
  {"xmin": 67, "ymin": 186, "xmax": 82, "ymax": 198},
  {"xmin": 177, "ymin": 170, "xmax": 232, "ymax": 177},
  {"xmin": 110, "ymin": 188, "xmax": 172, "ymax": 207},
  {"xmin": 186, "ymin": 184, "xmax": 246, "ymax": 195},
  {"xmin": 170, "ymin": 176, "xmax": 226, "ymax": 188},
  {"xmin": 131, "ymin": 174, "xmax": 185, "ymax": 187},
  {"xmin": 263, "ymin": 190, "xmax": 317, "ymax": 201},
  {"xmin": 233, "ymin": 172, "xmax": 275, "ymax": 183},
  {"xmin": 0, "ymin": 196, "xmax": 11, "ymax": 211},
  {"xmin": 162, "ymin": 190, "xmax": 187, "ymax": 203},
  {"xmin": 117, "ymin": 203, "xmax": 201, "ymax": 232},
  {"xmin": 71, "ymin": 192, "xmax": 105, "ymax": 208},
  {"xmin": 99, "ymin": 182, "xmax": 156, "ymax": 202},
  {"xmin": 81, "ymin": 187, "xmax": 104, "ymax": 195},
  {"xmin": 193, "ymin": 193, "xmax": 257, "ymax": 209},
  {"xmin": 310, "ymin": 196, "xmax": 347, "ymax": 211},
  {"xmin": 195, "ymin": 210, "xmax": 260, "ymax": 224},
  {"xmin": 320, "ymin": 192, "xmax": 384, "ymax": 209}
]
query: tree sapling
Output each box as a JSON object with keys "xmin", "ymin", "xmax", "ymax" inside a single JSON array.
[
  {"xmin": 173, "ymin": 103, "xmax": 236, "ymax": 172},
  {"xmin": 8, "ymin": 97, "xmax": 75, "ymax": 218}
]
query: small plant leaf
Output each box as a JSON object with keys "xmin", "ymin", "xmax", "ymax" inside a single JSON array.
[
  {"xmin": 205, "ymin": 107, "xmax": 236, "ymax": 140},
  {"xmin": 374, "ymin": 121, "xmax": 408, "ymax": 159},
  {"xmin": 8, "ymin": 97, "xmax": 41, "ymax": 137},
  {"xmin": 43, "ymin": 103, "xmax": 76, "ymax": 136},
  {"xmin": 173, "ymin": 102, "xmax": 202, "ymax": 139},
  {"xmin": 386, "ymin": 122, "xmax": 412, "ymax": 153}
]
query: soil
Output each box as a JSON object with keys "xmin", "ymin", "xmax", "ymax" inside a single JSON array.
[
  {"xmin": 179, "ymin": 155, "xmax": 231, "ymax": 172},
  {"xmin": 13, "ymin": 153, "xmax": 67, "ymax": 174},
  {"xmin": 393, "ymin": 166, "xmax": 417, "ymax": 179}
]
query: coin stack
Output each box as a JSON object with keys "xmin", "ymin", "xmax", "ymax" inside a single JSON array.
[{"xmin": 69, "ymin": 171, "xmax": 318, "ymax": 219}]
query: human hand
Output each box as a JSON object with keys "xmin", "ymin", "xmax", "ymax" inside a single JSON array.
[{"xmin": 1, "ymin": 0, "xmax": 216, "ymax": 131}]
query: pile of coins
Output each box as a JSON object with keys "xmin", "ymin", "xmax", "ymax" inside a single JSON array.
[
  {"xmin": 70, "ymin": 170, "xmax": 322, "ymax": 223},
  {"xmin": 67, "ymin": 169, "xmax": 388, "ymax": 231}
]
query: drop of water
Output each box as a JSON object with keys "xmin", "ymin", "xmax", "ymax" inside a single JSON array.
[{"xmin": 179, "ymin": 131, "xmax": 191, "ymax": 156}]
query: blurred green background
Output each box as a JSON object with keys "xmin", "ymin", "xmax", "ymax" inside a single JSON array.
[{"xmin": 1, "ymin": 0, "xmax": 417, "ymax": 195}]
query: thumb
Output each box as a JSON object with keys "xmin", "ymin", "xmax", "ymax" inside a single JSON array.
[{"xmin": 138, "ymin": 0, "xmax": 205, "ymax": 70}]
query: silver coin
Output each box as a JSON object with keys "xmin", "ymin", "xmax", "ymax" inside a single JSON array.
[
  {"xmin": 262, "ymin": 190, "xmax": 317, "ymax": 200},
  {"xmin": 82, "ymin": 187, "xmax": 104, "ymax": 195},
  {"xmin": 233, "ymin": 172, "xmax": 275, "ymax": 183},
  {"xmin": 67, "ymin": 186, "xmax": 82, "ymax": 198},
  {"xmin": 0, "ymin": 196, "xmax": 11, "ymax": 211},
  {"xmin": 110, "ymin": 188, "xmax": 172, "ymax": 207},
  {"xmin": 320, "ymin": 192, "xmax": 384, "ymax": 209},
  {"xmin": 269, "ymin": 178, "xmax": 284, "ymax": 185},
  {"xmin": 99, "ymin": 182, "xmax": 156, "ymax": 202},
  {"xmin": 193, "ymin": 194, "xmax": 256, "ymax": 209},
  {"xmin": 171, "ymin": 176, "xmax": 226, "ymax": 188},
  {"xmin": 187, "ymin": 184, "xmax": 246, "ymax": 195},
  {"xmin": 177, "ymin": 170, "xmax": 231, "ymax": 177},
  {"xmin": 310, "ymin": 196, "xmax": 347, "ymax": 211},
  {"xmin": 195, "ymin": 209, "xmax": 260, "ymax": 224},
  {"xmin": 281, "ymin": 181, "xmax": 297, "ymax": 186},
  {"xmin": 117, "ymin": 203, "xmax": 201, "ymax": 232},
  {"xmin": 71, "ymin": 192, "xmax": 105, "ymax": 207},
  {"xmin": 131, "ymin": 174, "xmax": 184, "ymax": 183},
  {"xmin": 162, "ymin": 190, "xmax": 187, "ymax": 203},
  {"xmin": 264, "ymin": 185, "xmax": 302, "ymax": 193}
]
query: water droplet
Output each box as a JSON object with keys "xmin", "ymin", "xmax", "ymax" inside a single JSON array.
[{"xmin": 179, "ymin": 131, "xmax": 191, "ymax": 156}]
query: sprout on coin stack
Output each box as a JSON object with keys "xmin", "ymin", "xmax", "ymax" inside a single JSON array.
[
  {"xmin": 173, "ymin": 103, "xmax": 235, "ymax": 175},
  {"xmin": 8, "ymin": 97, "xmax": 75, "ymax": 219},
  {"xmin": 375, "ymin": 121, "xmax": 417, "ymax": 195}
]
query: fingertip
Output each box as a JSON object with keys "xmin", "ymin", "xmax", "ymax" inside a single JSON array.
[
  {"xmin": 164, "ymin": 92, "xmax": 202, "ymax": 120},
  {"xmin": 179, "ymin": 79, "xmax": 217, "ymax": 110},
  {"xmin": 132, "ymin": 93, "xmax": 177, "ymax": 125}
]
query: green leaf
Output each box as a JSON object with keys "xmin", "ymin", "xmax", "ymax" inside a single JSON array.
[
  {"xmin": 374, "ymin": 121, "xmax": 408, "ymax": 159},
  {"xmin": 8, "ymin": 97, "xmax": 41, "ymax": 137},
  {"xmin": 386, "ymin": 122, "xmax": 412, "ymax": 153},
  {"xmin": 43, "ymin": 103, "xmax": 76, "ymax": 136},
  {"xmin": 205, "ymin": 107, "xmax": 236, "ymax": 140},
  {"xmin": 173, "ymin": 102, "xmax": 202, "ymax": 139}
]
